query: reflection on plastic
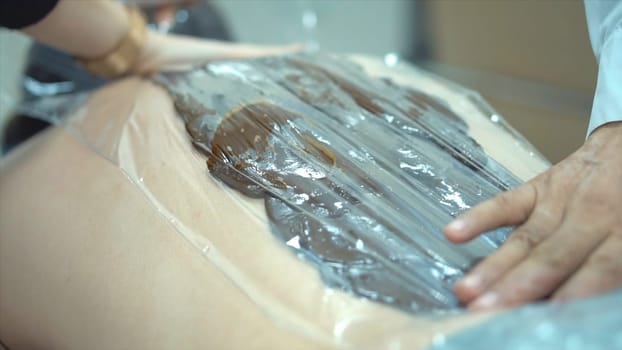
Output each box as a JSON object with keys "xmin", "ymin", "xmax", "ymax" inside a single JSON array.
[
  {"xmin": 427, "ymin": 289, "xmax": 622, "ymax": 350},
  {"xmin": 158, "ymin": 54, "xmax": 525, "ymax": 313}
]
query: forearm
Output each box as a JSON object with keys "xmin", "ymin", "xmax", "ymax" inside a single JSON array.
[
  {"xmin": 22, "ymin": 0, "xmax": 129, "ymax": 59},
  {"xmin": 17, "ymin": 0, "xmax": 299, "ymax": 76}
]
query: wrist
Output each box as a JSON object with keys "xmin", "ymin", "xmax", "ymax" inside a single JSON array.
[
  {"xmin": 132, "ymin": 29, "xmax": 162, "ymax": 75},
  {"xmin": 77, "ymin": 6, "xmax": 147, "ymax": 78},
  {"xmin": 588, "ymin": 121, "xmax": 622, "ymax": 141},
  {"xmin": 582, "ymin": 121, "xmax": 622, "ymax": 159}
]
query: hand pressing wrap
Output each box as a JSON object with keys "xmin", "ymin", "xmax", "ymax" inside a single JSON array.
[{"xmin": 445, "ymin": 122, "xmax": 622, "ymax": 310}]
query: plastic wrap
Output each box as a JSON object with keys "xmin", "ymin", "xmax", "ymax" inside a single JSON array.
[
  {"xmin": 12, "ymin": 54, "xmax": 557, "ymax": 349},
  {"xmin": 156, "ymin": 54, "xmax": 546, "ymax": 312},
  {"xmin": 427, "ymin": 289, "xmax": 622, "ymax": 350}
]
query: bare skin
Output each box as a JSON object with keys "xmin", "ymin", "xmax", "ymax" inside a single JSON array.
[
  {"xmin": 445, "ymin": 121, "xmax": 622, "ymax": 310},
  {"xmin": 135, "ymin": 31, "xmax": 302, "ymax": 74},
  {"xmin": 21, "ymin": 0, "xmax": 301, "ymax": 75}
]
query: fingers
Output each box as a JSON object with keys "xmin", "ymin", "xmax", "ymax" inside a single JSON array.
[
  {"xmin": 455, "ymin": 204, "xmax": 564, "ymax": 302},
  {"xmin": 223, "ymin": 43, "xmax": 304, "ymax": 60},
  {"xmin": 444, "ymin": 183, "xmax": 537, "ymax": 243},
  {"xmin": 190, "ymin": 38, "xmax": 303, "ymax": 61},
  {"xmin": 447, "ymin": 131, "xmax": 622, "ymax": 310},
  {"xmin": 454, "ymin": 222, "xmax": 550, "ymax": 302},
  {"xmin": 136, "ymin": 32, "xmax": 304, "ymax": 74},
  {"xmin": 553, "ymin": 231, "xmax": 622, "ymax": 301},
  {"xmin": 467, "ymin": 222, "xmax": 611, "ymax": 310}
]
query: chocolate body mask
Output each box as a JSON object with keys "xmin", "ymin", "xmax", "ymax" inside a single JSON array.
[{"xmin": 158, "ymin": 54, "xmax": 522, "ymax": 313}]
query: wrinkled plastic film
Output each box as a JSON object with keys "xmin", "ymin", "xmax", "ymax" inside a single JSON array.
[
  {"xmin": 16, "ymin": 90, "xmax": 130, "ymax": 164},
  {"xmin": 156, "ymin": 53, "xmax": 547, "ymax": 313},
  {"xmin": 17, "ymin": 54, "xmax": 554, "ymax": 349}
]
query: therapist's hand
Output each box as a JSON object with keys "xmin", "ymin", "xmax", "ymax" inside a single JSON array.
[
  {"xmin": 134, "ymin": 31, "xmax": 303, "ymax": 74},
  {"xmin": 444, "ymin": 121, "xmax": 622, "ymax": 310}
]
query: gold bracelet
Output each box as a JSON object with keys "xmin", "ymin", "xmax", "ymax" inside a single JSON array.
[{"xmin": 77, "ymin": 7, "xmax": 147, "ymax": 79}]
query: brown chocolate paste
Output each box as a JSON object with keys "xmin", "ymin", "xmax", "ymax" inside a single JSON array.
[{"xmin": 159, "ymin": 54, "xmax": 520, "ymax": 313}]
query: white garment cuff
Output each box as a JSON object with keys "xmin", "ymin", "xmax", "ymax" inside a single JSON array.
[{"xmin": 588, "ymin": 27, "xmax": 622, "ymax": 137}]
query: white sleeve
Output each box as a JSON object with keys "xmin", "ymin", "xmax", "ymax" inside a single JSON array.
[{"xmin": 585, "ymin": 0, "xmax": 622, "ymax": 136}]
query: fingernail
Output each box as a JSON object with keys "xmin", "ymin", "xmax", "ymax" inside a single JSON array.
[
  {"xmin": 446, "ymin": 219, "xmax": 467, "ymax": 233},
  {"xmin": 471, "ymin": 292, "xmax": 499, "ymax": 310},
  {"xmin": 458, "ymin": 274, "xmax": 482, "ymax": 291}
]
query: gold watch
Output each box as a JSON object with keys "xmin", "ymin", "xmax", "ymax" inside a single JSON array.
[{"xmin": 78, "ymin": 7, "xmax": 147, "ymax": 79}]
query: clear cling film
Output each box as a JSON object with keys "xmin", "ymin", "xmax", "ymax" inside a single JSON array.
[
  {"xmin": 156, "ymin": 53, "xmax": 540, "ymax": 312},
  {"xmin": 11, "ymin": 53, "xmax": 573, "ymax": 349},
  {"xmin": 2, "ymin": 1, "xmax": 619, "ymax": 342},
  {"xmin": 9, "ymin": 52, "xmax": 620, "ymax": 350},
  {"xmin": 428, "ymin": 288, "xmax": 622, "ymax": 350}
]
